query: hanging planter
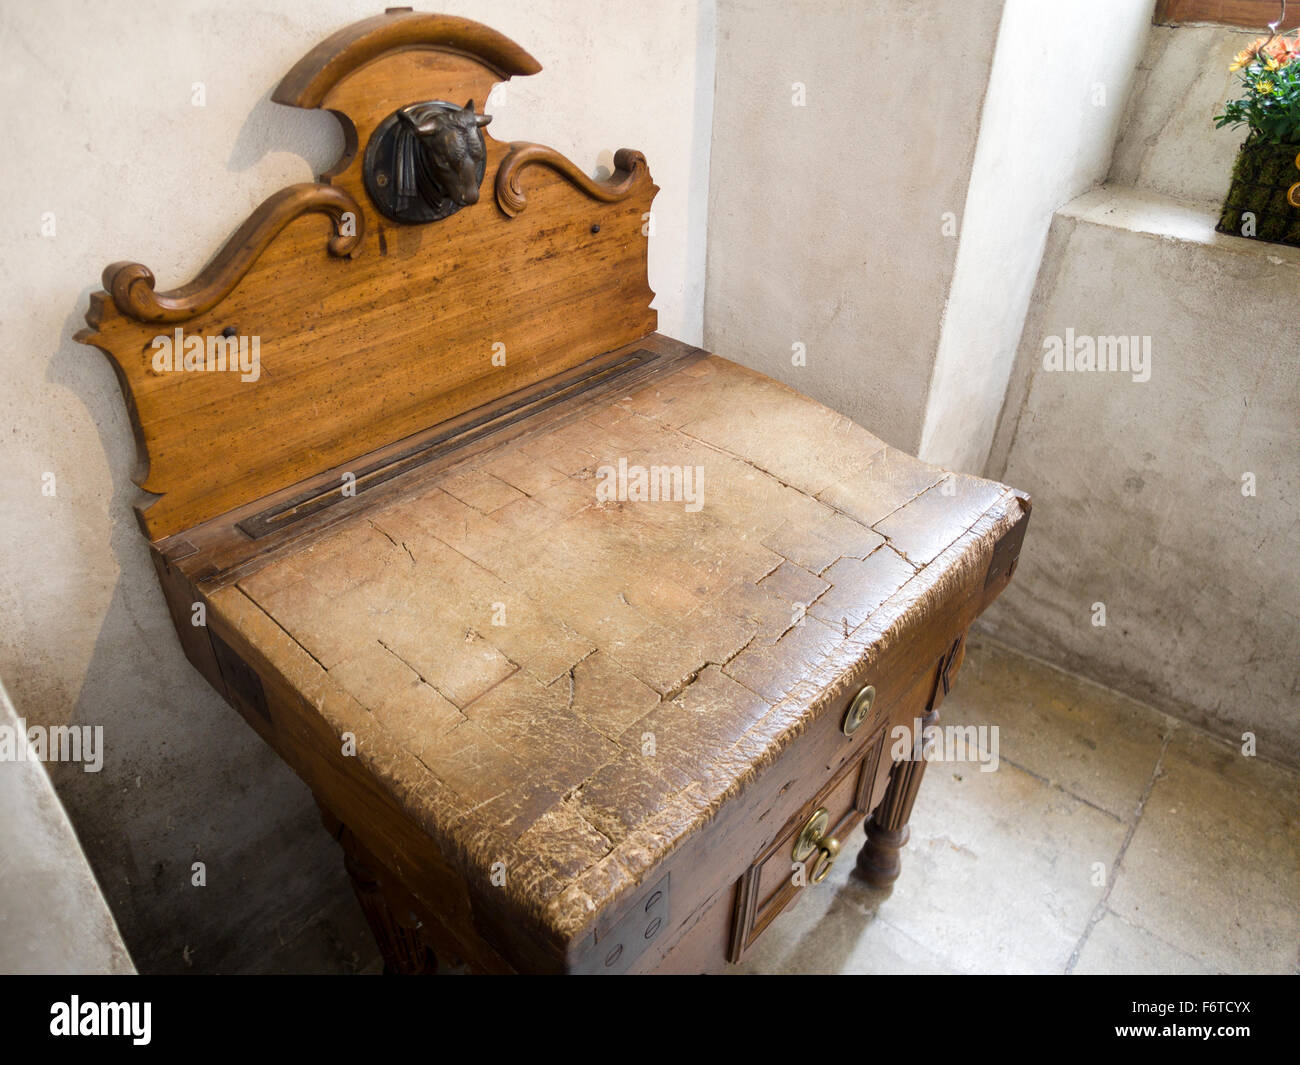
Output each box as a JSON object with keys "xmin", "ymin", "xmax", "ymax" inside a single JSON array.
[
  {"xmin": 1217, "ymin": 136, "xmax": 1300, "ymax": 245},
  {"xmin": 1214, "ymin": 29, "xmax": 1300, "ymax": 248}
]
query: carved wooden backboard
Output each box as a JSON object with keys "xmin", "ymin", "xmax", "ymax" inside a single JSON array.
[{"xmin": 77, "ymin": 10, "xmax": 658, "ymax": 541}]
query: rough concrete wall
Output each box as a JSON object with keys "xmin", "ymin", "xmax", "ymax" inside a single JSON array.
[
  {"xmin": 0, "ymin": 0, "xmax": 714, "ymax": 972},
  {"xmin": 918, "ymin": 0, "xmax": 1153, "ymax": 475},
  {"xmin": 704, "ymin": 0, "xmax": 1005, "ymax": 453},
  {"xmin": 1109, "ymin": 24, "xmax": 1261, "ymax": 207},
  {"xmin": 984, "ymin": 190, "xmax": 1300, "ymax": 766}
]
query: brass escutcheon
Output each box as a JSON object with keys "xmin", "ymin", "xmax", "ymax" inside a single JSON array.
[
  {"xmin": 842, "ymin": 683, "xmax": 876, "ymax": 736},
  {"xmin": 792, "ymin": 807, "xmax": 841, "ymax": 884}
]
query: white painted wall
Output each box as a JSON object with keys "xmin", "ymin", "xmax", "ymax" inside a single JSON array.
[
  {"xmin": 918, "ymin": 0, "xmax": 1154, "ymax": 475},
  {"xmin": 0, "ymin": 0, "xmax": 714, "ymax": 972}
]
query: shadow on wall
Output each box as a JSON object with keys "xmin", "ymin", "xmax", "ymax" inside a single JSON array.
[
  {"xmin": 42, "ymin": 296, "xmax": 362, "ymax": 976},
  {"xmin": 226, "ymin": 86, "xmax": 344, "ymax": 174}
]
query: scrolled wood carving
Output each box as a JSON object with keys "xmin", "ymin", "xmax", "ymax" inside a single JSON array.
[
  {"xmin": 495, "ymin": 144, "xmax": 649, "ymax": 219},
  {"xmin": 103, "ymin": 183, "xmax": 364, "ymax": 324},
  {"xmin": 75, "ymin": 10, "xmax": 657, "ymax": 542}
]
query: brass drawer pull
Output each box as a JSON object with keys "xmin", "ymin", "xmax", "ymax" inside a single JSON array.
[
  {"xmin": 842, "ymin": 684, "xmax": 876, "ymax": 736},
  {"xmin": 792, "ymin": 807, "xmax": 841, "ymax": 884}
]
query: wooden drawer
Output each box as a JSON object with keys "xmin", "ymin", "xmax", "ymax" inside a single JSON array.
[
  {"xmin": 725, "ymin": 652, "xmax": 951, "ymax": 964},
  {"xmin": 729, "ymin": 728, "xmax": 887, "ymax": 961}
]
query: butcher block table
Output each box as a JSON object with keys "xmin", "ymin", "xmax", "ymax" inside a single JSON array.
[{"xmin": 75, "ymin": 10, "xmax": 1029, "ymax": 974}]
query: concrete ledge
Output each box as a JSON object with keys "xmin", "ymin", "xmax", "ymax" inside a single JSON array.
[{"xmin": 1060, "ymin": 185, "xmax": 1300, "ymax": 266}]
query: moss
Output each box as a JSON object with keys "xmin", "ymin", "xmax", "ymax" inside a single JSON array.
[{"xmin": 1217, "ymin": 135, "xmax": 1300, "ymax": 247}]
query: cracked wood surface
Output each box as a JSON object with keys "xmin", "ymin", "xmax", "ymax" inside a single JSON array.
[{"xmin": 205, "ymin": 352, "xmax": 1018, "ymax": 948}]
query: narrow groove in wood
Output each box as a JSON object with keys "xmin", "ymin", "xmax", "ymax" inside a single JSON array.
[{"xmin": 236, "ymin": 349, "xmax": 655, "ymax": 538}]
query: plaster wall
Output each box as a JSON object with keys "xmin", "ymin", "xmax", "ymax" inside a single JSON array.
[
  {"xmin": 1109, "ymin": 23, "xmax": 1267, "ymax": 206},
  {"xmin": 704, "ymin": 0, "xmax": 1006, "ymax": 453}
]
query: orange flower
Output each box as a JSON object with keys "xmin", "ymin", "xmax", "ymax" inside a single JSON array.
[
  {"xmin": 1231, "ymin": 34, "xmax": 1300, "ymax": 72},
  {"xmin": 1264, "ymin": 35, "xmax": 1291, "ymax": 62},
  {"xmin": 1230, "ymin": 44, "xmax": 1258, "ymax": 71}
]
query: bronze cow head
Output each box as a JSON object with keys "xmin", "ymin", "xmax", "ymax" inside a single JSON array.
[
  {"xmin": 364, "ymin": 99, "xmax": 492, "ymax": 224},
  {"xmin": 397, "ymin": 99, "xmax": 492, "ymax": 208}
]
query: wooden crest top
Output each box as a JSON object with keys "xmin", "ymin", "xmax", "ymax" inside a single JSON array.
[
  {"xmin": 77, "ymin": 9, "xmax": 658, "ymax": 541},
  {"xmin": 271, "ymin": 10, "xmax": 543, "ymax": 107}
]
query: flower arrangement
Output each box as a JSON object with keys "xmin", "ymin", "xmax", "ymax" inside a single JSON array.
[
  {"xmin": 1214, "ymin": 30, "xmax": 1300, "ymax": 248},
  {"xmin": 1214, "ymin": 32, "xmax": 1300, "ymax": 144}
]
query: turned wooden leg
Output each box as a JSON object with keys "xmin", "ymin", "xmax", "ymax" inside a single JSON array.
[
  {"xmin": 341, "ymin": 842, "xmax": 437, "ymax": 975},
  {"xmin": 856, "ymin": 704, "xmax": 937, "ymax": 889},
  {"xmin": 316, "ymin": 798, "xmax": 437, "ymax": 975}
]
